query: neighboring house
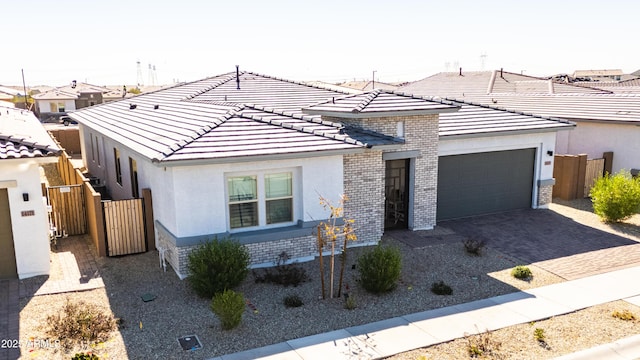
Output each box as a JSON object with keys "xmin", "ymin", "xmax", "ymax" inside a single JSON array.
[
  {"xmin": 69, "ymin": 71, "xmax": 572, "ymax": 279},
  {"xmin": 572, "ymin": 69, "xmax": 624, "ymax": 81},
  {"xmin": 338, "ymin": 80, "xmax": 400, "ymax": 92},
  {"xmin": 0, "ymin": 105, "xmax": 61, "ymax": 279},
  {"xmin": 401, "ymin": 69, "xmax": 640, "ymax": 174},
  {"xmin": 32, "ymin": 82, "xmax": 127, "ymax": 120}
]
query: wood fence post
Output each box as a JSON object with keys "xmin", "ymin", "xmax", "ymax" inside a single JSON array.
[
  {"xmin": 142, "ymin": 188, "xmax": 155, "ymax": 251},
  {"xmin": 602, "ymin": 151, "xmax": 614, "ymax": 175}
]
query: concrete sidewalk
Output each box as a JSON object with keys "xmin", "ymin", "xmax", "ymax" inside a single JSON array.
[{"xmin": 211, "ymin": 265, "xmax": 640, "ymax": 360}]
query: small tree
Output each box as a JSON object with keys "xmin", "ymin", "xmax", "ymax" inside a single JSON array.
[
  {"xmin": 590, "ymin": 170, "xmax": 640, "ymax": 222},
  {"xmin": 317, "ymin": 194, "xmax": 357, "ymax": 299}
]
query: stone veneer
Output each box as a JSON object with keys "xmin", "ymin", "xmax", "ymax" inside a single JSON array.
[
  {"xmin": 327, "ymin": 114, "xmax": 440, "ymax": 236},
  {"xmin": 537, "ymin": 184, "xmax": 554, "ymax": 208}
]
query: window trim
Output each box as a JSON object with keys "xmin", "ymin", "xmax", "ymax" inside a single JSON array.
[
  {"xmin": 129, "ymin": 157, "xmax": 139, "ymax": 198},
  {"xmin": 114, "ymin": 148, "xmax": 122, "ymax": 186}
]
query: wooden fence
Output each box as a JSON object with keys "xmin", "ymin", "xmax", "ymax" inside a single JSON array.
[
  {"xmin": 104, "ymin": 199, "xmax": 147, "ymax": 256},
  {"xmin": 553, "ymin": 152, "xmax": 613, "ymax": 200},
  {"xmin": 47, "ymin": 184, "xmax": 86, "ymax": 236}
]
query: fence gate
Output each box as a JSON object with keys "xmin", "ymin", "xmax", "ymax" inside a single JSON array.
[
  {"xmin": 584, "ymin": 158, "xmax": 605, "ymax": 197},
  {"xmin": 103, "ymin": 199, "xmax": 146, "ymax": 256},
  {"xmin": 47, "ymin": 184, "xmax": 87, "ymax": 236}
]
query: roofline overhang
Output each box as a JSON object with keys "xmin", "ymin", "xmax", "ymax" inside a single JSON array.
[
  {"xmin": 0, "ymin": 154, "xmax": 59, "ymax": 164},
  {"xmin": 151, "ymin": 147, "xmax": 365, "ymax": 167},
  {"xmin": 301, "ymin": 107, "xmax": 460, "ymax": 119},
  {"xmin": 559, "ymin": 117, "xmax": 640, "ymax": 126},
  {"xmin": 438, "ymin": 126, "xmax": 575, "ymax": 140},
  {"xmin": 368, "ymin": 143, "xmax": 404, "ymax": 151}
]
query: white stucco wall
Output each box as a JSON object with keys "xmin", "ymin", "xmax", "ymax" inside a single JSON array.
[
  {"xmin": 439, "ymin": 131, "xmax": 558, "ymax": 208},
  {"xmin": 0, "ymin": 160, "xmax": 51, "ymax": 279},
  {"xmin": 168, "ymin": 156, "xmax": 344, "ymax": 238},
  {"xmin": 556, "ymin": 122, "xmax": 640, "ymax": 174}
]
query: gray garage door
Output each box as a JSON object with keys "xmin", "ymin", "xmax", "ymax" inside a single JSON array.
[{"xmin": 437, "ymin": 148, "xmax": 535, "ymax": 221}]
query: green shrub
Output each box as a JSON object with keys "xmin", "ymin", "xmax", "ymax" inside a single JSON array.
[
  {"xmin": 511, "ymin": 265, "xmax": 532, "ymax": 280},
  {"xmin": 534, "ymin": 328, "xmax": 545, "ymax": 342},
  {"xmin": 210, "ymin": 289, "xmax": 245, "ymax": 330},
  {"xmin": 187, "ymin": 238, "xmax": 250, "ymax": 298},
  {"xmin": 283, "ymin": 294, "xmax": 304, "ymax": 308},
  {"xmin": 431, "ymin": 280, "xmax": 453, "ymax": 295},
  {"xmin": 72, "ymin": 353, "xmax": 99, "ymax": 360},
  {"xmin": 357, "ymin": 245, "xmax": 402, "ymax": 294},
  {"xmin": 344, "ymin": 294, "xmax": 357, "ymax": 310},
  {"xmin": 590, "ymin": 170, "xmax": 640, "ymax": 222},
  {"xmin": 45, "ymin": 300, "xmax": 115, "ymax": 350},
  {"xmin": 463, "ymin": 237, "xmax": 486, "ymax": 256}
]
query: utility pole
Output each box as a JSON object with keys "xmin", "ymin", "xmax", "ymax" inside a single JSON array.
[{"xmin": 21, "ymin": 69, "xmax": 28, "ymax": 109}]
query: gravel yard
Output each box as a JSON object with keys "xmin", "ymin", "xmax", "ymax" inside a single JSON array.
[{"xmin": 18, "ymin": 197, "xmax": 640, "ymax": 359}]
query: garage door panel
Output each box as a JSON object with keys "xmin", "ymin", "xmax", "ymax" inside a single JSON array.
[{"xmin": 437, "ymin": 149, "xmax": 535, "ymax": 221}]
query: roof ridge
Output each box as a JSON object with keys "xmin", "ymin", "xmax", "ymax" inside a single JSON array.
[
  {"xmin": 242, "ymin": 71, "xmax": 353, "ymax": 95},
  {"xmin": 182, "ymin": 74, "xmax": 237, "ymax": 100},
  {"xmin": 353, "ymin": 90, "xmax": 381, "ymax": 112}
]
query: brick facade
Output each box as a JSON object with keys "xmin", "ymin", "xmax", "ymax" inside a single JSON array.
[{"xmin": 328, "ymin": 114, "xmax": 440, "ymax": 234}]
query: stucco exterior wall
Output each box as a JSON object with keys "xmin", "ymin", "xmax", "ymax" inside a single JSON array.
[
  {"xmin": 556, "ymin": 122, "xmax": 639, "ymax": 174},
  {"xmin": 0, "ymin": 160, "xmax": 51, "ymax": 279}
]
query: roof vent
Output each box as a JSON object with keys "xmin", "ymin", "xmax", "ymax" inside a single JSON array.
[
  {"xmin": 236, "ymin": 65, "xmax": 240, "ymax": 90},
  {"xmin": 153, "ymin": 104, "xmax": 159, "ymax": 110},
  {"xmin": 129, "ymin": 104, "xmax": 137, "ymax": 110},
  {"xmin": 459, "ymin": 67, "xmax": 462, "ymax": 76}
]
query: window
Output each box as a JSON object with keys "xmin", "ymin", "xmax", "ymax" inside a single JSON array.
[
  {"xmin": 227, "ymin": 171, "xmax": 294, "ymax": 230},
  {"xmin": 129, "ymin": 157, "xmax": 139, "ymax": 198},
  {"xmin": 96, "ymin": 137, "xmax": 101, "ymax": 166},
  {"xmin": 228, "ymin": 176, "xmax": 258, "ymax": 229},
  {"xmin": 90, "ymin": 134, "xmax": 95, "ymax": 162},
  {"xmin": 265, "ymin": 173, "xmax": 293, "ymax": 224},
  {"xmin": 114, "ymin": 148, "xmax": 122, "ymax": 185},
  {"xmin": 49, "ymin": 102, "xmax": 58, "ymax": 112},
  {"xmin": 58, "ymin": 102, "xmax": 65, "ymax": 112}
]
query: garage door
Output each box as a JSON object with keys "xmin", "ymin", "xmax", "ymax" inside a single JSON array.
[
  {"xmin": 0, "ymin": 189, "xmax": 18, "ymax": 279},
  {"xmin": 437, "ymin": 148, "xmax": 535, "ymax": 221}
]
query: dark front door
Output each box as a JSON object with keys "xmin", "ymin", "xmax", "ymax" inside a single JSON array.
[{"xmin": 385, "ymin": 159, "xmax": 409, "ymax": 229}]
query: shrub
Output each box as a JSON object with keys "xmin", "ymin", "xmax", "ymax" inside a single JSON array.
[
  {"xmin": 534, "ymin": 327, "xmax": 545, "ymax": 342},
  {"xmin": 511, "ymin": 265, "xmax": 532, "ymax": 280},
  {"xmin": 344, "ymin": 294, "xmax": 357, "ymax": 310},
  {"xmin": 187, "ymin": 237, "xmax": 250, "ymax": 298},
  {"xmin": 612, "ymin": 309, "xmax": 636, "ymax": 321},
  {"xmin": 463, "ymin": 237, "xmax": 486, "ymax": 256},
  {"xmin": 283, "ymin": 294, "xmax": 304, "ymax": 308},
  {"xmin": 431, "ymin": 280, "xmax": 453, "ymax": 295},
  {"xmin": 465, "ymin": 329, "xmax": 502, "ymax": 358},
  {"xmin": 45, "ymin": 300, "xmax": 116, "ymax": 349},
  {"xmin": 357, "ymin": 245, "xmax": 402, "ymax": 294},
  {"xmin": 253, "ymin": 252, "xmax": 309, "ymax": 287},
  {"xmin": 210, "ymin": 289, "xmax": 245, "ymax": 330},
  {"xmin": 72, "ymin": 353, "xmax": 99, "ymax": 360},
  {"xmin": 590, "ymin": 170, "xmax": 640, "ymax": 223}
]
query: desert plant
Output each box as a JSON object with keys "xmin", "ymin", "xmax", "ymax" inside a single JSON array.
[
  {"xmin": 357, "ymin": 244, "xmax": 402, "ymax": 294},
  {"xmin": 187, "ymin": 237, "xmax": 250, "ymax": 298},
  {"xmin": 45, "ymin": 299, "xmax": 116, "ymax": 349},
  {"xmin": 534, "ymin": 327, "xmax": 545, "ymax": 341},
  {"xmin": 463, "ymin": 237, "xmax": 486, "ymax": 256},
  {"xmin": 465, "ymin": 329, "xmax": 502, "ymax": 358},
  {"xmin": 283, "ymin": 294, "xmax": 304, "ymax": 308},
  {"xmin": 511, "ymin": 265, "xmax": 532, "ymax": 280},
  {"xmin": 317, "ymin": 194, "xmax": 357, "ymax": 299},
  {"xmin": 344, "ymin": 294, "xmax": 357, "ymax": 310},
  {"xmin": 72, "ymin": 353, "xmax": 99, "ymax": 360},
  {"xmin": 431, "ymin": 280, "xmax": 453, "ymax": 295},
  {"xmin": 590, "ymin": 170, "xmax": 640, "ymax": 222},
  {"xmin": 253, "ymin": 252, "xmax": 309, "ymax": 287},
  {"xmin": 210, "ymin": 289, "xmax": 245, "ymax": 330},
  {"xmin": 612, "ymin": 309, "xmax": 637, "ymax": 321}
]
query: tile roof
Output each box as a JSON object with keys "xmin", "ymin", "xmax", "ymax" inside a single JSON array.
[
  {"xmin": 69, "ymin": 70, "xmax": 576, "ymax": 163},
  {"xmin": 32, "ymin": 82, "xmax": 121, "ymax": 100},
  {"xmin": 303, "ymin": 90, "xmax": 459, "ymax": 118},
  {"xmin": 401, "ymin": 70, "xmax": 610, "ymax": 99},
  {"xmin": 0, "ymin": 106, "xmax": 61, "ymax": 159}
]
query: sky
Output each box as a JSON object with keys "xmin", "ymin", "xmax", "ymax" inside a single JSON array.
[{"xmin": 2, "ymin": 0, "xmax": 639, "ymax": 87}]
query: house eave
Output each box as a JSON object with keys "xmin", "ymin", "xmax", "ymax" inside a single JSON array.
[
  {"xmin": 439, "ymin": 126, "xmax": 575, "ymax": 140},
  {"xmin": 151, "ymin": 148, "xmax": 365, "ymax": 167}
]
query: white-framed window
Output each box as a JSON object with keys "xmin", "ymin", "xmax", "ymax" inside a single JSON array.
[{"xmin": 227, "ymin": 171, "xmax": 295, "ymax": 230}]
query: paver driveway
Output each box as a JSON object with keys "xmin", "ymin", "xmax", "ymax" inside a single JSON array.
[{"xmin": 440, "ymin": 208, "xmax": 640, "ymax": 280}]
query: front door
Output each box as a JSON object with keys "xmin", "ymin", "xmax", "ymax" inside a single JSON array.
[
  {"xmin": 0, "ymin": 189, "xmax": 18, "ymax": 279},
  {"xmin": 385, "ymin": 159, "xmax": 409, "ymax": 229}
]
